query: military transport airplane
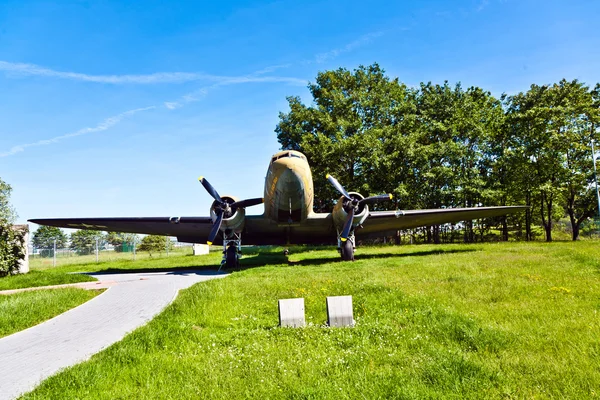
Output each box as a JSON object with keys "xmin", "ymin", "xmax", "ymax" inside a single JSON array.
[{"xmin": 30, "ymin": 150, "xmax": 526, "ymax": 268}]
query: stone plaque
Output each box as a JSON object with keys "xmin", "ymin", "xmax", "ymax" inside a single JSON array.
[
  {"xmin": 278, "ymin": 298, "xmax": 305, "ymax": 327},
  {"xmin": 326, "ymin": 295, "xmax": 354, "ymax": 327}
]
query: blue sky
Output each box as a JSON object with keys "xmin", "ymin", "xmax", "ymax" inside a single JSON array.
[{"xmin": 1, "ymin": 0, "xmax": 598, "ymax": 227}]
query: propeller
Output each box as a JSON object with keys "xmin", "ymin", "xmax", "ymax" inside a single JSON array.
[
  {"xmin": 199, "ymin": 176, "xmax": 263, "ymax": 245},
  {"xmin": 326, "ymin": 174, "xmax": 392, "ymax": 242}
]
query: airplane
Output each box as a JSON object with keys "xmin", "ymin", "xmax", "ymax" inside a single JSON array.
[{"xmin": 30, "ymin": 150, "xmax": 527, "ymax": 268}]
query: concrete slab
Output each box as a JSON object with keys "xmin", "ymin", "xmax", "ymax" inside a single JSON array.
[
  {"xmin": 326, "ymin": 295, "xmax": 355, "ymax": 327},
  {"xmin": 0, "ymin": 269, "xmax": 227, "ymax": 400},
  {"xmin": 278, "ymin": 298, "xmax": 305, "ymax": 327}
]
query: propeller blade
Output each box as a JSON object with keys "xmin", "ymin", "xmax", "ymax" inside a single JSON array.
[
  {"xmin": 207, "ymin": 212, "xmax": 224, "ymax": 245},
  {"xmin": 231, "ymin": 197, "xmax": 264, "ymax": 208},
  {"xmin": 340, "ymin": 206, "xmax": 355, "ymax": 242},
  {"xmin": 326, "ymin": 174, "xmax": 352, "ymax": 200},
  {"xmin": 360, "ymin": 194, "xmax": 393, "ymax": 205},
  {"xmin": 198, "ymin": 176, "xmax": 224, "ymax": 203}
]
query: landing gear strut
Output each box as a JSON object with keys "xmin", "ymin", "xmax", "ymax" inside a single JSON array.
[
  {"xmin": 220, "ymin": 231, "xmax": 241, "ymax": 271},
  {"xmin": 338, "ymin": 232, "xmax": 355, "ymax": 261}
]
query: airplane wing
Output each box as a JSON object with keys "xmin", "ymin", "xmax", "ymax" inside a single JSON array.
[
  {"xmin": 358, "ymin": 206, "xmax": 528, "ymax": 236},
  {"xmin": 29, "ymin": 206, "xmax": 526, "ymax": 246},
  {"xmin": 28, "ymin": 217, "xmax": 214, "ymax": 241},
  {"xmin": 27, "ymin": 215, "xmax": 337, "ymax": 246}
]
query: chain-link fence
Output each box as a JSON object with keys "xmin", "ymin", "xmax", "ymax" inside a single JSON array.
[{"xmin": 29, "ymin": 239, "xmax": 194, "ymax": 268}]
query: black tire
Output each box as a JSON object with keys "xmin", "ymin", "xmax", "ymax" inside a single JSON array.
[
  {"xmin": 225, "ymin": 246, "xmax": 238, "ymax": 268},
  {"xmin": 340, "ymin": 240, "xmax": 354, "ymax": 261}
]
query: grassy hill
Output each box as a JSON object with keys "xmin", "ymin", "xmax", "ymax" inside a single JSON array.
[{"xmin": 19, "ymin": 241, "xmax": 600, "ymax": 398}]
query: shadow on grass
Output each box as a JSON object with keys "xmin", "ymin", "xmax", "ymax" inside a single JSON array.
[
  {"xmin": 237, "ymin": 248, "xmax": 477, "ymax": 269},
  {"xmin": 84, "ymin": 265, "xmax": 216, "ymax": 275},
  {"xmin": 80, "ymin": 247, "xmax": 477, "ymax": 275}
]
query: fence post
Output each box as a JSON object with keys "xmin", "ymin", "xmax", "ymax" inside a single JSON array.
[{"xmin": 53, "ymin": 238, "xmax": 56, "ymax": 267}]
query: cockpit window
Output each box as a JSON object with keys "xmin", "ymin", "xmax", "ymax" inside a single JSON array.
[{"xmin": 272, "ymin": 152, "xmax": 306, "ymax": 161}]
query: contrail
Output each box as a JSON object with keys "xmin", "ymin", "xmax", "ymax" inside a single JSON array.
[
  {"xmin": 0, "ymin": 61, "xmax": 304, "ymax": 85},
  {"xmin": 0, "ymin": 106, "xmax": 155, "ymax": 157}
]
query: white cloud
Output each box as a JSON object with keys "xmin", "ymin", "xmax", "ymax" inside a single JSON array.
[
  {"xmin": 312, "ymin": 31, "xmax": 384, "ymax": 64},
  {"xmin": 162, "ymin": 73, "xmax": 307, "ymax": 110},
  {"xmin": 0, "ymin": 60, "xmax": 305, "ymax": 85},
  {"xmin": 251, "ymin": 64, "xmax": 292, "ymax": 75},
  {"xmin": 0, "ymin": 106, "xmax": 155, "ymax": 157},
  {"xmin": 477, "ymin": 0, "xmax": 490, "ymax": 11},
  {"xmin": 1, "ymin": 31, "xmax": 376, "ymax": 156},
  {"xmin": 164, "ymin": 102, "xmax": 181, "ymax": 110}
]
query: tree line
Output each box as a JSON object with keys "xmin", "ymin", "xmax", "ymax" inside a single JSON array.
[
  {"xmin": 276, "ymin": 64, "xmax": 600, "ymax": 242},
  {"xmin": 32, "ymin": 226, "xmax": 171, "ymax": 256}
]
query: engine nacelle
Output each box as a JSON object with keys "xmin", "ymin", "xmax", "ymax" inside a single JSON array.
[
  {"xmin": 210, "ymin": 195, "xmax": 246, "ymax": 233},
  {"xmin": 332, "ymin": 192, "xmax": 369, "ymax": 233}
]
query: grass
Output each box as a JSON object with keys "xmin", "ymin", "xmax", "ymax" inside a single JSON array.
[
  {"xmin": 19, "ymin": 241, "xmax": 600, "ymax": 399},
  {"xmin": 1, "ymin": 249, "xmax": 224, "ymax": 291},
  {"xmin": 29, "ymin": 246, "xmax": 194, "ymax": 269},
  {"xmin": 0, "ymin": 269, "xmax": 97, "ymax": 291},
  {"xmin": 0, "ymin": 288, "xmax": 102, "ymax": 338}
]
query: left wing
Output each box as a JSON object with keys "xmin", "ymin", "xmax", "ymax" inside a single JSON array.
[
  {"xmin": 28, "ymin": 217, "xmax": 214, "ymax": 242},
  {"xmin": 28, "ymin": 215, "xmax": 337, "ymax": 245},
  {"xmin": 358, "ymin": 206, "xmax": 527, "ymax": 236}
]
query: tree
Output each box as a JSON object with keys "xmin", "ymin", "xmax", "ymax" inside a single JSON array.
[
  {"xmin": 276, "ymin": 64, "xmax": 413, "ymax": 211},
  {"xmin": 276, "ymin": 65, "xmax": 509, "ymax": 243},
  {"xmin": 0, "ymin": 178, "xmax": 25, "ymax": 276},
  {"xmin": 556, "ymin": 80, "xmax": 599, "ymax": 240},
  {"xmin": 138, "ymin": 235, "xmax": 171, "ymax": 257},
  {"xmin": 32, "ymin": 226, "xmax": 68, "ymax": 250},
  {"xmin": 506, "ymin": 80, "xmax": 600, "ymax": 241},
  {"xmin": 276, "ymin": 63, "xmax": 600, "ymax": 243},
  {"xmin": 106, "ymin": 232, "xmax": 139, "ymax": 252},
  {"xmin": 70, "ymin": 230, "xmax": 105, "ymax": 255}
]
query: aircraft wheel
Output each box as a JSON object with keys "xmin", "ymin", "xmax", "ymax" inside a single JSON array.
[
  {"xmin": 340, "ymin": 240, "xmax": 354, "ymax": 261},
  {"xmin": 225, "ymin": 246, "xmax": 238, "ymax": 268}
]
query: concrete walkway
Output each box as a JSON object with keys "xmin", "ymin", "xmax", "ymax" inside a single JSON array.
[{"xmin": 0, "ymin": 270, "xmax": 228, "ymax": 400}]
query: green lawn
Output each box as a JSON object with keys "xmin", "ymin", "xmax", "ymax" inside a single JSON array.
[
  {"xmin": 0, "ymin": 288, "xmax": 102, "ymax": 338},
  {"xmin": 1, "ymin": 249, "xmax": 224, "ymax": 291},
  {"xmin": 29, "ymin": 246, "xmax": 194, "ymax": 269},
  {"xmin": 0, "ymin": 269, "xmax": 97, "ymax": 291},
  {"xmin": 20, "ymin": 241, "xmax": 600, "ymax": 399}
]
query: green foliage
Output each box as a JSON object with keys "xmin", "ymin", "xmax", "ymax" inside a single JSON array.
[
  {"xmin": 21, "ymin": 242, "xmax": 600, "ymax": 399},
  {"xmin": 32, "ymin": 226, "xmax": 68, "ymax": 250},
  {"xmin": 105, "ymin": 232, "xmax": 139, "ymax": 252},
  {"xmin": 0, "ymin": 178, "xmax": 25, "ymax": 276},
  {"xmin": 276, "ymin": 65, "xmax": 600, "ymax": 242},
  {"xmin": 0, "ymin": 178, "xmax": 16, "ymax": 223},
  {"xmin": 505, "ymin": 79, "xmax": 600, "ymax": 241},
  {"xmin": 70, "ymin": 230, "xmax": 105, "ymax": 255},
  {"xmin": 137, "ymin": 235, "xmax": 172, "ymax": 256}
]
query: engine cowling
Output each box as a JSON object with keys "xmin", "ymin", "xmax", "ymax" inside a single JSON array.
[
  {"xmin": 210, "ymin": 195, "xmax": 246, "ymax": 233},
  {"xmin": 332, "ymin": 192, "xmax": 369, "ymax": 233}
]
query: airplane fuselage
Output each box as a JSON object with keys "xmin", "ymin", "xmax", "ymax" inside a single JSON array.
[{"xmin": 264, "ymin": 150, "xmax": 314, "ymax": 225}]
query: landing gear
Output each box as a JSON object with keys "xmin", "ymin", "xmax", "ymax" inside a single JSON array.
[
  {"xmin": 225, "ymin": 245, "xmax": 238, "ymax": 268},
  {"xmin": 338, "ymin": 233, "xmax": 355, "ymax": 261},
  {"xmin": 219, "ymin": 231, "xmax": 241, "ymax": 271}
]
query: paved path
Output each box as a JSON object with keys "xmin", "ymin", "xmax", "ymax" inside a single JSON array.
[{"xmin": 0, "ymin": 270, "xmax": 227, "ymax": 400}]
